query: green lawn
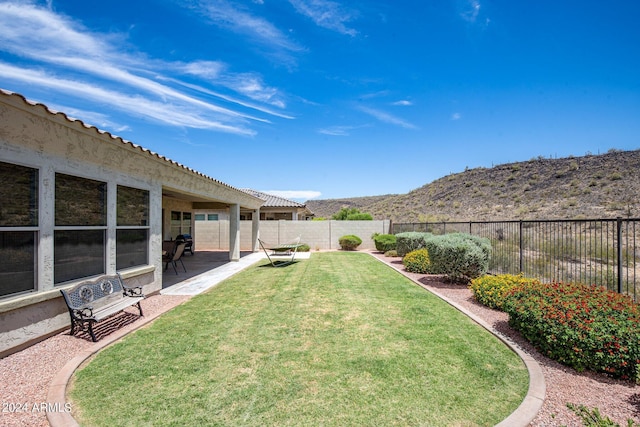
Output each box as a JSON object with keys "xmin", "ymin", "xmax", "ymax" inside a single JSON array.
[{"xmin": 70, "ymin": 252, "xmax": 528, "ymax": 426}]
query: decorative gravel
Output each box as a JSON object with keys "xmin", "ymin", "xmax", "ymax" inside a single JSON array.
[{"xmin": 1, "ymin": 254, "xmax": 638, "ymax": 426}]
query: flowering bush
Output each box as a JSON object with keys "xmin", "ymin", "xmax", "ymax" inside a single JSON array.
[
  {"xmin": 503, "ymin": 281, "xmax": 640, "ymax": 382},
  {"xmin": 402, "ymin": 249, "xmax": 431, "ymax": 274},
  {"xmin": 469, "ymin": 274, "xmax": 539, "ymax": 310}
]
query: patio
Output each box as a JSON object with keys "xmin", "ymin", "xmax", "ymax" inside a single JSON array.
[{"xmin": 161, "ymin": 250, "xmax": 257, "ymax": 289}]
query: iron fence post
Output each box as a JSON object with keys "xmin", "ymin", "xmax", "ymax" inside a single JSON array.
[
  {"xmin": 617, "ymin": 217, "xmax": 623, "ymax": 294},
  {"xmin": 519, "ymin": 220, "xmax": 523, "ymax": 273}
]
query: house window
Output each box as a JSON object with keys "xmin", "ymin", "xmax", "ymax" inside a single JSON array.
[
  {"xmin": 195, "ymin": 213, "xmax": 217, "ymax": 221},
  {"xmin": 54, "ymin": 173, "xmax": 106, "ymax": 284},
  {"xmin": 0, "ymin": 161, "xmax": 38, "ymax": 298},
  {"xmin": 170, "ymin": 211, "xmax": 192, "ymax": 238},
  {"xmin": 116, "ymin": 186, "xmax": 149, "ymax": 270}
]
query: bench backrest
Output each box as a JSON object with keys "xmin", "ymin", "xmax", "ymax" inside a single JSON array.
[{"xmin": 61, "ymin": 274, "xmax": 126, "ymax": 310}]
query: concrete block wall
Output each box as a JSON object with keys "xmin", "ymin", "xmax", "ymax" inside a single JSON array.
[{"xmin": 196, "ymin": 220, "xmax": 391, "ymax": 251}]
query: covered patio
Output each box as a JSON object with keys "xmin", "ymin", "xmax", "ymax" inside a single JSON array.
[{"xmin": 161, "ymin": 250, "xmax": 257, "ymax": 289}]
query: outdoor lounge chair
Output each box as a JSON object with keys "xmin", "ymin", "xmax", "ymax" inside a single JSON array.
[
  {"xmin": 163, "ymin": 242, "xmax": 187, "ymax": 274},
  {"xmin": 258, "ymin": 236, "xmax": 303, "ymax": 267}
]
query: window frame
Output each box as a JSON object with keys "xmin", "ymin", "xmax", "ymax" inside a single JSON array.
[
  {"xmin": 53, "ymin": 172, "xmax": 108, "ymax": 285},
  {"xmin": 116, "ymin": 185, "xmax": 150, "ymax": 270},
  {"xmin": 0, "ymin": 161, "xmax": 39, "ymax": 298}
]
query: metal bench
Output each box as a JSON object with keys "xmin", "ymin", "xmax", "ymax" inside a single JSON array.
[{"xmin": 60, "ymin": 273, "xmax": 145, "ymax": 342}]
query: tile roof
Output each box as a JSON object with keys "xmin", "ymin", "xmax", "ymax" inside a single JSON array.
[{"xmin": 241, "ymin": 189, "xmax": 307, "ymax": 208}]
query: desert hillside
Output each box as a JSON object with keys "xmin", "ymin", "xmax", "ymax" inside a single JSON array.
[{"xmin": 306, "ymin": 149, "xmax": 640, "ymax": 223}]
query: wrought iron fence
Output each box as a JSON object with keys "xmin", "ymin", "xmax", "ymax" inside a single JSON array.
[{"xmin": 392, "ymin": 218, "xmax": 640, "ymax": 300}]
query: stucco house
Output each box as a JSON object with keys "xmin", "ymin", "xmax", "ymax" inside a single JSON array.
[
  {"xmin": 193, "ymin": 189, "xmax": 313, "ymax": 223},
  {"xmin": 0, "ymin": 89, "xmax": 264, "ymax": 357},
  {"xmin": 240, "ymin": 189, "xmax": 314, "ymax": 220}
]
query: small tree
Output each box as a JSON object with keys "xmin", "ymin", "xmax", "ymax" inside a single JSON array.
[{"xmin": 332, "ymin": 207, "xmax": 372, "ymax": 220}]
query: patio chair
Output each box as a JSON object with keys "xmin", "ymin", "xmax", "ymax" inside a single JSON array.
[{"xmin": 163, "ymin": 242, "xmax": 187, "ymax": 274}]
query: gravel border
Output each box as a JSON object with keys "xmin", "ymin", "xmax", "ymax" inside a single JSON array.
[{"xmin": 1, "ymin": 253, "xmax": 638, "ymax": 426}]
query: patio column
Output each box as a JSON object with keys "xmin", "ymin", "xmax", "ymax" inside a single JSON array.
[
  {"xmin": 229, "ymin": 203, "xmax": 240, "ymax": 261},
  {"xmin": 252, "ymin": 208, "xmax": 260, "ymax": 252}
]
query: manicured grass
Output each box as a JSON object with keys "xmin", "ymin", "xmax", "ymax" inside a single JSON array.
[{"xmin": 70, "ymin": 252, "xmax": 528, "ymax": 426}]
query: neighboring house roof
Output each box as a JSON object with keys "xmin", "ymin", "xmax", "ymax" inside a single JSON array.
[
  {"xmin": 241, "ymin": 189, "xmax": 314, "ymax": 214},
  {"xmin": 0, "ymin": 89, "xmax": 261, "ymax": 206}
]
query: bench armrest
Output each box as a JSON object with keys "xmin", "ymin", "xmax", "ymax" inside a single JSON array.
[
  {"xmin": 73, "ymin": 306, "xmax": 94, "ymax": 320},
  {"xmin": 123, "ymin": 285, "xmax": 144, "ymax": 298}
]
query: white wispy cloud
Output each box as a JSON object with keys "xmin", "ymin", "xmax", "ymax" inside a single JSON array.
[
  {"xmin": 263, "ymin": 190, "xmax": 322, "ymax": 200},
  {"xmin": 189, "ymin": 0, "xmax": 304, "ymax": 55},
  {"xmin": 460, "ymin": 0, "xmax": 481, "ymax": 23},
  {"xmin": 318, "ymin": 126, "xmax": 351, "ymax": 136},
  {"xmin": 288, "ymin": 0, "xmax": 358, "ymax": 36},
  {"xmin": 0, "ymin": 2, "xmax": 290, "ymax": 136},
  {"xmin": 358, "ymin": 106, "xmax": 417, "ymax": 130},
  {"xmin": 0, "ymin": 63, "xmax": 257, "ymax": 135},
  {"xmin": 393, "ymin": 100, "xmax": 413, "ymax": 106},
  {"xmin": 317, "ymin": 124, "xmax": 368, "ymax": 136},
  {"xmin": 451, "ymin": 112, "xmax": 462, "ymax": 120}
]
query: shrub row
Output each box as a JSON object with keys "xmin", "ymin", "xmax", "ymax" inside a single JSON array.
[
  {"xmin": 398, "ymin": 232, "xmax": 491, "ymax": 282},
  {"xmin": 471, "ymin": 276, "xmax": 640, "ymax": 382}
]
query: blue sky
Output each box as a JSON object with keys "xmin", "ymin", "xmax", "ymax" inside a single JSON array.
[{"xmin": 1, "ymin": 1, "xmax": 639, "ymax": 201}]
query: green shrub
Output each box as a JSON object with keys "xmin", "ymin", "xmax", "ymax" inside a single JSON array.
[
  {"xmin": 425, "ymin": 233, "xmax": 491, "ymax": 282},
  {"xmin": 402, "ymin": 249, "xmax": 431, "ymax": 274},
  {"xmin": 332, "ymin": 207, "xmax": 372, "ymax": 220},
  {"xmin": 395, "ymin": 232, "xmax": 432, "ymax": 257},
  {"xmin": 503, "ymin": 281, "xmax": 640, "ymax": 382},
  {"xmin": 296, "ymin": 243, "xmax": 311, "ymax": 252},
  {"xmin": 346, "ymin": 213, "xmax": 373, "ymax": 220},
  {"xmin": 338, "ymin": 235, "xmax": 362, "ymax": 251},
  {"xmin": 373, "ymin": 234, "xmax": 397, "ymax": 252},
  {"xmin": 470, "ymin": 274, "xmax": 539, "ymax": 310},
  {"xmin": 384, "ymin": 249, "xmax": 398, "ymax": 257}
]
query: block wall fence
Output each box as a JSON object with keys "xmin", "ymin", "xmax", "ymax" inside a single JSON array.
[{"xmin": 195, "ymin": 220, "xmax": 391, "ymax": 251}]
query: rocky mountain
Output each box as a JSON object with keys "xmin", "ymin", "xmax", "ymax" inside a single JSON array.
[{"xmin": 306, "ymin": 149, "xmax": 640, "ymax": 223}]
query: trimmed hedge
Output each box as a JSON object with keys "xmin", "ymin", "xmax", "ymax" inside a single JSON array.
[
  {"xmin": 338, "ymin": 235, "xmax": 362, "ymax": 250},
  {"xmin": 503, "ymin": 282, "xmax": 640, "ymax": 382},
  {"xmin": 373, "ymin": 234, "xmax": 397, "ymax": 252},
  {"xmin": 395, "ymin": 232, "xmax": 432, "ymax": 257},
  {"xmin": 424, "ymin": 233, "xmax": 491, "ymax": 282}
]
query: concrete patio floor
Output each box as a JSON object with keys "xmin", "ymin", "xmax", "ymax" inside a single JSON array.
[{"xmin": 161, "ymin": 250, "xmax": 311, "ymax": 295}]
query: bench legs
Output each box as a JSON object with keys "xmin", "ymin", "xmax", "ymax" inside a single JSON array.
[{"xmin": 67, "ymin": 304, "xmax": 144, "ymax": 342}]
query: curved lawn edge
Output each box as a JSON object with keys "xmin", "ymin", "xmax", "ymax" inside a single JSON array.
[
  {"xmin": 46, "ymin": 301, "xmax": 183, "ymax": 427},
  {"xmin": 48, "ymin": 253, "xmax": 543, "ymax": 427},
  {"xmin": 369, "ymin": 253, "xmax": 546, "ymax": 427}
]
